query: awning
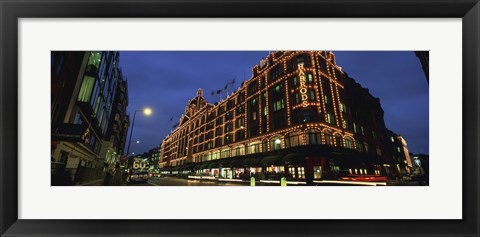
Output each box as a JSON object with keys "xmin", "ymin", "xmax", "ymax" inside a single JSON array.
[
  {"xmin": 261, "ymin": 155, "xmax": 282, "ymax": 166},
  {"xmin": 228, "ymin": 159, "xmax": 244, "ymax": 168},
  {"xmin": 51, "ymin": 123, "xmax": 88, "ymax": 142},
  {"xmin": 283, "ymin": 153, "xmax": 305, "ymax": 165},
  {"xmin": 199, "ymin": 163, "xmax": 210, "ymax": 169},
  {"xmin": 243, "ymin": 158, "xmax": 261, "ymax": 167},
  {"xmin": 207, "ymin": 162, "xmax": 219, "ymax": 169},
  {"xmin": 217, "ymin": 159, "xmax": 231, "ymax": 168}
]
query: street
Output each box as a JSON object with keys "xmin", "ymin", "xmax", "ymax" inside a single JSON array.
[
  {"xmin": 145, "ymin": 176, "xmax": 246, "ymax": 186},
  {"xmin": 79, "ymin": 176, "xmax": 411, "ymax": 186}
]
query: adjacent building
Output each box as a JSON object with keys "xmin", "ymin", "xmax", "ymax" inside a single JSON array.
[
  {"xmin": 160, "ymin": 51, "xmax": 404, "ymax": 183},
  {"xmin": 103, "ymin": 74, "xmax": 130, "ymax": 167},
  {"xmin": 51, "ymin": 51, "xmax": 129, "ymax": 185},
  {"xmin": 387, "ymin": 130, "xmax": 413, "ymax": 176},
  {"xmin": 415, "ymin": 51, "xmax": 429, "ymax": 83}
]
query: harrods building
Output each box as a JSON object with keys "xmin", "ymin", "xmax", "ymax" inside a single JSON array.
[{"xmin": 160, "ymin": 51, "xmax": 399, "ymax": 182}]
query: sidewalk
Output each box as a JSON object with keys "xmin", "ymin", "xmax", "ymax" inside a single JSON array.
[
  {"xmin": 76, "ymin": 179, "xmax": 104, "ymax": 186},
  {"xmin": 187, "ymin": 175, "xmax": 305, "ymax": 186}
]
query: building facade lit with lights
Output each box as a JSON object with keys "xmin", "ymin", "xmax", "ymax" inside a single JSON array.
[{"xmin": 160, "ymin": 51, "xmax": 403, "ymax": 182}]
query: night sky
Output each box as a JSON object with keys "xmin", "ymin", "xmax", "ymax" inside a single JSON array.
[{"xmin": 119, "ymin": 51, "xmax": 428, "ymax": 156}]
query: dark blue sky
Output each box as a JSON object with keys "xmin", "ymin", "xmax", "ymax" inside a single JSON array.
[{"xmin": 120, "ymin": 51, "xmax": 428, "ymax": 156}]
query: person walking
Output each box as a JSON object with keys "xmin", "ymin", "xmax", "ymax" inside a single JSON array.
[{"xmin": 104, "ymin": 168, "xmax": 115, "ymax": 186}]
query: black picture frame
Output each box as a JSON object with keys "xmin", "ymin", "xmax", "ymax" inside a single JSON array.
[{"xmin": 1, "ymin": 0, "xmax": 479, "ymax": 236}]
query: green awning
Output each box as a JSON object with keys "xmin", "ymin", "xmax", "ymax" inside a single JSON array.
[
  {"xmin": 207, "ymin": 162, "xmax": 219, "ymax": 169},
  {"xmin": 243, "ymin": 158, "xmax": 261, "ymax": 167},
  {"xmin": 228, "ymin": 159, "xmax": 244, "ymax": 168},
  {"xmin": 261, "ymin": 155, "xmax": 283, "ymax": 166},
  {"xmin": 283, "ymin": 153, "xmax": 305, "ymax": 165},
  {"xmin": 218, "ymin": 159, "xmax": 231, "ymax": 168}
]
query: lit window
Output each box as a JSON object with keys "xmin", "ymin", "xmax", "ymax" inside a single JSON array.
[
  {"xmin": 77, "ymin": 75, "xmax": 95, "ymax": 102},
  {"xmin": 273, "ymin": 99, "xmax": 285, "ymax": 112},
  {"xmin": 327, "ymin": 113, "xmax": 333, "ymax": 124},
  {"xmin": 307, "ymin": 73, "xmax": 313, "ymax": 83}
]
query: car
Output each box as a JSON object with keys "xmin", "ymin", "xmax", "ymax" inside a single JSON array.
[{"xmin": 127, "ymin": 170, "xmax": 149, "ymax": 183}]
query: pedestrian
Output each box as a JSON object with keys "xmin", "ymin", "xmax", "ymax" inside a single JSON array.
[{"xmin": 104, "ymin": 168, "xmax": 115, "ymax": 186}]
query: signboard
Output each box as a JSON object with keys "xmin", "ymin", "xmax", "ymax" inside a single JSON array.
[
  {"xmin": 132, "ymin": 158, "xmax": 150, "ymax": 170},
  {"xmin": 298, "ymin": 64, "xmax": 308, "ymax": 107}
]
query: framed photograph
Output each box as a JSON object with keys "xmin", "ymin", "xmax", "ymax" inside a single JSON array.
[{"xmin": 1, "ymin": 0, "xmax": 479, "ymax": 236}]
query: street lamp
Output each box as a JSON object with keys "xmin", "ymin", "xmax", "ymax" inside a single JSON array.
[{"xmin": 126, "ymin": 108, "xmax": 152, "ymax": 157}]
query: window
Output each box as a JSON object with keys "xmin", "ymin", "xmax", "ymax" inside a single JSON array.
[
  {"xmin": 344, "ymin": 138, "xmax": 354, "ymax": 149},
  {"xmin": 334, "ymin": 135, "xmax": 343, "ymax": 147},
  {"xmin": 73, "ymin": 112, "xmax": 84, "ymax": 125},
  {"xmin": 297, "ymin": 167, "xmax": 305, "ymax": 179},
  {"xmin": 376, "ymin": 146, "xmax": 382, "ymax": 156},
  {"xmin": 236, "ymin": 106, "xmax": 244, "ymax": 115},
  {"xmin": 270, "ymin": 65, "xmax": 283, "ymax": 80},
  {"xmin": 340, "ymin": 103, "xmax": 346, "ymax": 112},
  {"xmin": 324, "ymin": 95, "xmax": 329, "ymax": 104},
  {"xmin": 307, "ymin": 132, "xmax": 321, "ymax": 145},
  {"xmin": 251, "ymin": 111, "xmax": 257, "ymax": 121},
  {"xmin": 225, "ymin": 112, "xmax": 233, "ymax": 121},
  {"xmin": 309, "ymin": 91, "xmax": 315, "ymax": 100},
  {"xmin": 324, "ymin": 132, "xmax": 333, "ymax": 145},
  {"xmin": 327, "ymin": 113, "xmax": 333, "ymax": 124},
  {"xmin": 272, "ymin": 116, "xmax": 285, "ymax": 130},
  {"xmin": 224, "ymin": 123, "xmax": 232, "ymax": 133},
  {"xmin": 248, "ymin": 143, "xmax": 260, "ymax": 154},
  {"xmin": 289, "ymin": 167, "xmax": 296, "ymax": 178},
  {"xmin": 250, "ymin": 98, "xmax": 258, "ymax": 107},
  {"xmin": 355, "ymin": 140, "xmax": 364, "ymax": 152},
  {"xmin": 307, "ymin": 73, "xmax": 313, "ymax": 83},
  {"xmin": 275, "ymin": 84, "xmax": 282, "ymax": 94},
  {"xmin": 364, "ymin": 142, "xmax": 369, "ymax": 152},
  {"xmin": 212, "ymin": 151, "xmax": 220, "ymax": 159},
  {"xmin": 249, "ymin": 125, "xmax": 259, "ymax": 137},
  {"xmin": 292, "ymin": 77, "xmax": 298, "ymax": 86},
  {"xmin": 222, "ymin": 149, "xmax": 230, "ymax": 158},
  {"xmin": 270, "ymin": 138, "xmax": 282, "ymax": 150},
  {"xmin": 233, "ymin": 146, "xmax": 245, "ymax": 156},
  {"xmin": 236, "ymin": 130, "xmax": 245, "ymax": 141},
  {"xmin": 248, "ymin": 82, "xmax": 258, "ymax": 95},
  {"xmin": 273, "ymin": 99, "xmax": 285, "ymax": 112},
  {"xmin": 294, "ymin": 93, "xmax": 300, "ymax": 104},
  {"xmin": 236, "ymin": 118, "xmax": 245, "ymax": 128},
  {"xmin": 288, "ymin": 133, "xmax": 302, "ymax": 147},
  {"xmin": 224, "ymin": 135, "xmax": 232, "ymax": 144},
  {"xmin": 77, "ymin": 75, "xmax": 96, "ymax": 102}
]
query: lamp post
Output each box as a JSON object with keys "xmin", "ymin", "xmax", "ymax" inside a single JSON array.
[{"xmin": 126, "ymin": 108, "xmax": 152, "ymax": 157}]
